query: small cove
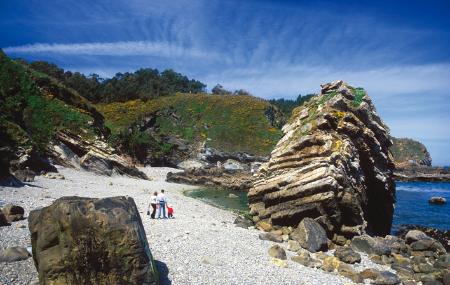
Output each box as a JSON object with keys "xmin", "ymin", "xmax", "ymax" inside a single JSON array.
[{"xmin": 184, "ymin": 182, "xmax": 450, "ymax": 232}]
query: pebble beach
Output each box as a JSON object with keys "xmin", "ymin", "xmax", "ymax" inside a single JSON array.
[{"xmin": 0, "ymin": 166, "xmax": 391, "ymax": 285}]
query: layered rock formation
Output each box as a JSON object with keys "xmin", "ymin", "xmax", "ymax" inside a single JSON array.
[
  {"xmin": 28, "ymin": 196, "xmax": 159, "ymax": 285},
  {"xmin": 248, "ymin": 80, "xmax": 396, "ymax": 237},
  {"xmin": 50, "ymin": 131, "xmax": 148, "ymax": 179}
]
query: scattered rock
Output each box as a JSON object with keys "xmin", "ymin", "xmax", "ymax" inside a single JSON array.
[
  {"xmin": 290, "ymin": 218, "xmax": 328, "ymax": 253},
  {"xmin": 233, "ymin": 215, "xmax": 253, "ymax": 228},
  {"xmin": 337, "ymin": 262, "xmax": 363, "ymax": 283},
  {"xmin": 334, "ymin": 246, "xmax": 361, "ymax": 264},
  {"xmin": 2, "ymin": 204, "xmax": 25, "ymax": 223},
  {"xmin": 270, "ymin": 258, "xmax": 288, "ymax": 268},
  {"xmin": 405, "ymin": 230, "xmax": 431, "ymax": 244},
  {"xmin": 44, "ymin": 172, "xmax": 65, "ymax": 179},
  {"xmin": 410, "ymin": 239, "xmax": 446, "ymax": 254},
  {"xmin": 268, "ymin": 245, "xmax": 287, "ymax": 260},
  {"xmin": 222, "ymin": 159, "xmax": 246, "ymax": 171},
  {"xmin": 350, "ymin": 235, "xmax": 391, "ymax": 256},
  {"xmin": 257, "ymin": 221, "xmax": 273, "ymax": 232},
  {"xmin": 177, "ymin": 159, "xmax": 207, "ymax": 170},
  {"xmin": 391, "ymin": 264, "xmax": 415, "ymax": 280},
  {"xmin": 291, "ymin": 251, "xmax": 321, "ymax": 268},
  {"xmin": 259, "ymin": 232, "xmax": 283, "ymax": 243},
  {"xmin": 391, "ymin": 253, "xmax": 410, "ymax": 266},
  {"xmin": 286, "ymin": 240, "xmax": 301, "ymax": 252},
  {"xmin": 228, "ymin": 193, "xmax": 239, "ymax": 198},
  {"xmin": 321, "ymin": 256, "xmax": 341, "ymax": 272},
  {"xmin": 0, "ymin": 209, "xmax": 9, "ymax": 227},
  {"xmin": 28, "ymin": 196, "xmax": 159, "ymax": 284},
  {"xmin": 0, "ymin": 246, "xmax": 30, "ymax": 262},
  {"xmin": 360, "ymin": 268, "xmax": 381, "ymax": 280},
  {"xmin": 428, "ymin": 197, "xmax": 447, "ymax": 205},
  {"xmin": 371, "ymin": 271, "xmax": 401, "ymax": 285},
  {"xmin": 12, "ymin": 168, "xmax": 36, "ymax": 182}
]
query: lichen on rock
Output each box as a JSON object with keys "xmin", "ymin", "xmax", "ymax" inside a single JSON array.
[{"xmin": 248, "ymin": 80, "xmax": 396, "ymax": 237}]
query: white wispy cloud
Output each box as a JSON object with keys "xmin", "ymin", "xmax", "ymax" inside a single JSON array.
[{"xmin": 3, "ymin": 41, "xmax": 219, "ymax": 60}]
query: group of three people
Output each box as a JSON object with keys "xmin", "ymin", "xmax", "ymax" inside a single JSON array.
[{"xmin": 149, "ymin": 189, "xmax": 174, "ymax": 219}]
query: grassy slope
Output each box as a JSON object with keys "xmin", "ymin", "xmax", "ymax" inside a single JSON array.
[
  {"xmin": 0, "ymin": 51, "xmax": 102, "ymax": 154},
  {"xmin": 97, "ymin": 93, "xmax": 283, "ymax": 156},
  {"xmin": 391, "ymin": 137, "xmax": 431, "ymax": 165}
]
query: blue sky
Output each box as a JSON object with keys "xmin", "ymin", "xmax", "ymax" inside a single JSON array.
[{"xmin": 1, "ymin": 0, "xmax": 450, "ymax": 165}]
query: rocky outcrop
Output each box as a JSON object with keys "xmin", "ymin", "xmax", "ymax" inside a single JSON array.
[
  {"xmin": 394, "ymin": 164, "xmax": 450, "ymax": 182},
  {"xmin": 51, "ymin": 131, "xmax": 148, "ymax": 179},
  {"xmin": 248, "ymin": 80, "xmax": 396, "ymax": 237},
  {"xmin": 28, "ymin": 196, "xmax": 159, "ymax": 285},
  {"xmin": 166, "ymin": 168, "xmax": 255, "ymax": 191}
]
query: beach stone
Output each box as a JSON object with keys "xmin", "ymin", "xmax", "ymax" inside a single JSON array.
[
  {"xmin": 291, "ymin": 250, "xmax": 322, "ymax": 268},
  {"xmin": 233, "ymin": 215, "xmax": 253, "ymax": 228},
  {"xmin": 411, "ymin": 239, "xmax": 446, "ymax": 254},
  {"xmin": 321, "ymin": 256, "xmax": 341, "ymax": 272},
  {"xmin": 271, "ymin": 229, "xmax": 283, "ymax": 236},
  {"xmin": 334, "ymin": 246, "xmax": 361, "ymax": 264},
  {"xmin": 406, "ymin": 230, "xmax": 430, "ymax": 244},
  {"xmin": 2, "ymin": 204, "xmax": 25, "ymax": 223},
  {"xmin": 271, "ymin": 258, "xmax": 288, "ymax": 268},
  {"xmin": 337, "ymin": 263, "xmax": 363, "ymax": 283},
  {"xmin": 391, "ymin": 253, "xmax": 410, "ymax": 266},
  {"xmin": 290, "ymin": 218, "xmax": 328, "ymax": 252},
  {"xmin": 443, "ymin": 270, "xmax": 450, "ymax": 285},
  {"xmin": 0, "ymin": 246, "xmax": 30, "ymax": 262},
  {"xmin": 257, "ymin": 221, "xmax": 273, "ymax": 232},
  {"xmin": 428, "ymin": 197, "xmax": 446, "ymax": 205},
  {"xmin": 287, "ymin": 240, "xmax": 301, "ymax": 252},
  {"xmin": 351, "ymin": 235, "xmax": 391, "ymax": 256},
  {"xmin": 268, "ymin": 245, "xmax": 287, "ymax": 260},
  {"xmin": 0, "ymin": 209, "xmax": 9, "ymax": 226},
  {"xmin": 391, "ymin": 264, "xmax": 415, "ymax": 280},
  {"xmin": 44, "ymin": 172, "xmax": 65, "ymax": 179},
  {"xmin": 28, "ymin": 196, "xmax": 158, "ymax": 285},
  {"xmin": 259, "ymin": 232, "xmax": 283, "ymax": 243},
  {"xmin": 359, "ymin": 268, "xmax": 380, "ymax": 280},
  {"xmin": 412, "ymin": 262, "xmax": 436, "ymax": 274},
  {"xmin": 371, "ymin": 271, "xmax": 401, "ymax": 285},
  {"xmin": 12, "ymin": 168, "xmax": 35, "ymax": 182}
]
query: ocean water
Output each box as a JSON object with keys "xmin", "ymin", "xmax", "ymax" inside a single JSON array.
[
  {"xmin": 186, "ymin": 182, "xmax": 450, "ymax": 232},
  {"xmin": 392, "ymin": 181, "xmax": 450, "ymax": 232}
]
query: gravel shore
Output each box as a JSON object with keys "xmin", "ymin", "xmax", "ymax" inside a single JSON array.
[{"xmin": 1, "ymin": 166, "xmax": 375, "ymax": 285}]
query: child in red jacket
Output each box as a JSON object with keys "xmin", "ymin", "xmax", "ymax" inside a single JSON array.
[{"xmin": 167, "ymin": 204, "xmax": 174, "ymax": 218}]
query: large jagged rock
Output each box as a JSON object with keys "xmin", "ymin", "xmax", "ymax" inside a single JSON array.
[
  {"xmin": 248, "ymin": 80, "xmax": 395, "ymax": 237},
  {"xmin": 28, "ymin": 196, "xmax": 159, "ymax": 285}
]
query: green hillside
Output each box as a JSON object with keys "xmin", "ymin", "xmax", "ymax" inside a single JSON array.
[
  {"xmin": 97, "ymin": 93, "xmax": 285, "ymax": 163},
  {"xmin": 391, "ymin": 137, "xmax": 432, "ymax": 166},
  {"xmin": 0, "ymin": 50, "xmax": 104, "ymax": 175}
]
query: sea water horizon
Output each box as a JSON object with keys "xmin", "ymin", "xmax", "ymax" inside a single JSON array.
[{"xmin": 392, "ymin": 181, "xmax": 450, "ymax": 232}]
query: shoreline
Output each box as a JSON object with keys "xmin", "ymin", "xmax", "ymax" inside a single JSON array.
[{"xmin": 0, "ymin": 166, "xmax": 397, "ymax": 284}]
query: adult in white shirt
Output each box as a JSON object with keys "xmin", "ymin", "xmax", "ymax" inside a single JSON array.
[
  {"xmin": 149, "ymin": 191, "xmax": 158, "ymax": 219},
  {"xmin": 157, "ymin": 189, "xmax": 168, "ymax": 219}
]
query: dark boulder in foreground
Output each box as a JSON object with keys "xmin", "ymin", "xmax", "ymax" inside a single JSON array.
[
  {"xmin": 249, "ymin": 80, "xmax": 395, "ymax": 237},
  {"xmin": 29, "ymin": 196, "xmax": 159, "ymax": 285}
]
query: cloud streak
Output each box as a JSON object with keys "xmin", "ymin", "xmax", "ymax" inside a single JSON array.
[{"xmin": 3, "ymin": 41, "xmax": 219, "ymax": 60}]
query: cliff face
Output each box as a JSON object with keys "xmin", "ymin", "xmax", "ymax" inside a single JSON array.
[
  {"xmin": 391, "ymin": 137, "xmax": 432, "ymax": 167},
  {"xmin": 248, "ymin": 80, "xmax": 396, "ymax": 237}
]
